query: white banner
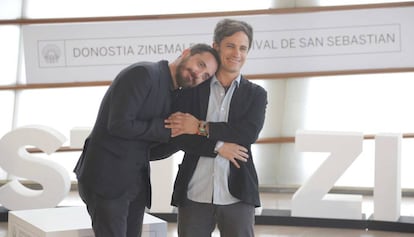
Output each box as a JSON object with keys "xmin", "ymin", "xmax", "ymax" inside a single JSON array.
[{"xmin": 22, "ymin": 5, "xmax": 414, "ymax": 84}]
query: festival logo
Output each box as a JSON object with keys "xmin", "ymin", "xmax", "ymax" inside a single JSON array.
[
  {"xmin": 38, "ymin": 41, "xmax": 65, "ymax": 67},
  {"xmin": 42, "ymin": 44, "xmax": 61, "ymax": 64}
]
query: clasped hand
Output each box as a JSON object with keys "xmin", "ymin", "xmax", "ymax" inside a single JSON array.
[
  {"xmin": 165, "ymin": 112, "xmax": 198, "ymax": 137},
  {"xmin": 165, "ymin": 112, "xmax": 249, "ymax": 168}
]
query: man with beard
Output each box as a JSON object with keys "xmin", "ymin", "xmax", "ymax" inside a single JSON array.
[{"xmin": 73, "ymin": 43, "xmax": 220, "ymax": 237}]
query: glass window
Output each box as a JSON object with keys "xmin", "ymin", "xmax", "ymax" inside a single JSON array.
[
  {"xmin": 305, "ymin": 73, "xmax": 414, "ymax": 133},
  {"xmin": 0, "ymin": 0, "xmax": 22, "ymax": 19},
  {"xmin": 3, "ymin": 0, "xmax": 414, "ymax": 190},
  {"xmin": 0, "ymin": 91, "xmax": 15, "ymax": 180},
  {"xmin": 0, "ymin": 91, "xmax": 15, "ymax": 138},
  {"xmin": 15, "ymin": 86, "xmax": 107, "ymax": 144},
  {"xmin": 0, "ymin": 25, "xmax": 20, "ymax": 86},
  {"xmin": 24, "ymin": 0, "xmax": 273, "ymax": 18},
  {"xmin": 319, "ymin": 0, "xmax": 413, "ymax": 6},
  {"xmin": 304, "ymin": 72, "xmax": 414, "ymax": 189},
  {"xmin": 254, "ymin": 72, "xmax": 414, "ymax": 189}
]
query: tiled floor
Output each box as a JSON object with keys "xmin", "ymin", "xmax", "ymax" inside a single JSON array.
[
  {"xmin": 165, "ymin": 192, "xmax": 414, "ymax": 236},
  {"xmin": 1, "ymin": 191, "xmax": 413, "ymax": 237},
  {"xmin": 166, "ymin": 223, "xmax": 414, "ymax": 237}
]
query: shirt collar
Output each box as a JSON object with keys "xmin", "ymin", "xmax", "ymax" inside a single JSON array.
[{"xmin": 211, "ymin": 74, "xmax": 241, "ymax": 88}]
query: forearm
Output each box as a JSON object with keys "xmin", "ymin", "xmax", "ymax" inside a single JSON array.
[
  {"xmin": 171, "ymin": 135, "xmax": 217, "ymax": 157},
  {"xmin": 149, "ymin": 142, "xmax": 180, "ymax": 161},
  {"xmin": 109, "ymin": 117, "xmax": 170, "ymax": 143}
]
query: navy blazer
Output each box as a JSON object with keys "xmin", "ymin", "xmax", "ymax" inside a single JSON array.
[
  {"xmin": 74, "ymin": 60, "xmax": 173, "ymax": 208},
  {"xmin": 153, "ymin": 76, "xmax": 267, "ymax": 207}
]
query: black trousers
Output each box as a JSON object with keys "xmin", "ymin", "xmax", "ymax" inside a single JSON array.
[
  {"xmin": 177, "ymin": 199, "xmax": 255, "ymax": 237},
  {"xmin": 77, "ymin": 180, "xmax": 147, "ymax": 237}
]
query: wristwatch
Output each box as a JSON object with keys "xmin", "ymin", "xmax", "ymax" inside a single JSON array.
[{"xmin": 197, "ymin": 120, "xmax": 208, "ymax": 136}]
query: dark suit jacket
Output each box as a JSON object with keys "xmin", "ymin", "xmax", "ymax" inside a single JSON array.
[
  {"xmin": 152, "ymin": 76, "xmax": 267, "ymax": 207},
  {"xmin": 74, "ymin": 60, "xmax": 173, "ymax": 208}
]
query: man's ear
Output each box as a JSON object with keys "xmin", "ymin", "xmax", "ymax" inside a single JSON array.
[
  {"xmin": 181, "ymin": 48, "xmax": 191, "ymax": 57},
  {"xmin": 212, "ymin": 42, "xmax": 219, "ymax": 51}
]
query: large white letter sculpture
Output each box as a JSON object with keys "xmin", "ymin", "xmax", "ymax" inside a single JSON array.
[
  {"xmin": 0, "ymin": 125, "xmax": 71, "ymax": 210},
  {"xmin": 374, "ymin": 133, "xmax": 401, "ymax": 221},
  {"xmin": 292, "ymin": 130, "xmax": 363, "ymax": 219}
]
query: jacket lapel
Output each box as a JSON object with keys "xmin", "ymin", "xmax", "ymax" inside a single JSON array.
[
  {"xmin": 198, "ymin": 79, "xmax": 211, "ymax": 119},
  {"xmin": 228, "ymin": 77, "xmax": 245, "ymax": 121},
  {"xmin": 196, "ymin": 76, "xmax": 245, "ymax": 120}
]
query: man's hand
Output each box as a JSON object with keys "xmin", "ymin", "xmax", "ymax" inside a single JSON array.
[
  {"xmin": 217, "ymin": 142, "xmax": 249, "ymax": 169},
  {"xmin": 165, "ymin": 112, "xmax": 199, "ymax": 137}
]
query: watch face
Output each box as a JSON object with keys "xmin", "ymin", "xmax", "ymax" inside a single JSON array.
[{"xmin": 198, "ymin": 121, "xmax": 208, "ymax": 136}]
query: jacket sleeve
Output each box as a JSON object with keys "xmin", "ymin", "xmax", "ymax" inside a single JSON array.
[
  {"xmin": 106, "ymin": 64, "xmax": 170, "ymax": 143},
  {"xmin": 208, "ymin": 85, "xmax": 268, "ymax": 146},
  {"xmin": 150, "ymin": 135, "xmax": 218, "ymax": 161},
  {"xmin": 149, "ymin": 142, "xmax": 180, "ymax": 161}
]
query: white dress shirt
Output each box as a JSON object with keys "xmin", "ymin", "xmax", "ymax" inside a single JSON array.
[{"xmin": 187, "ymin": 75, "xmax": 241, "ymax": 205}]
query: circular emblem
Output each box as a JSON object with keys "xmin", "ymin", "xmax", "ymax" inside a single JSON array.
[{"xmin": 42, "ymin": 44, "xmax": 61, "ymax": 64}]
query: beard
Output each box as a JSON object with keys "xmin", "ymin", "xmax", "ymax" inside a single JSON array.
[{"xmin": 175, "ymin": 59, "xmax": 193, "ymax": 89}]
